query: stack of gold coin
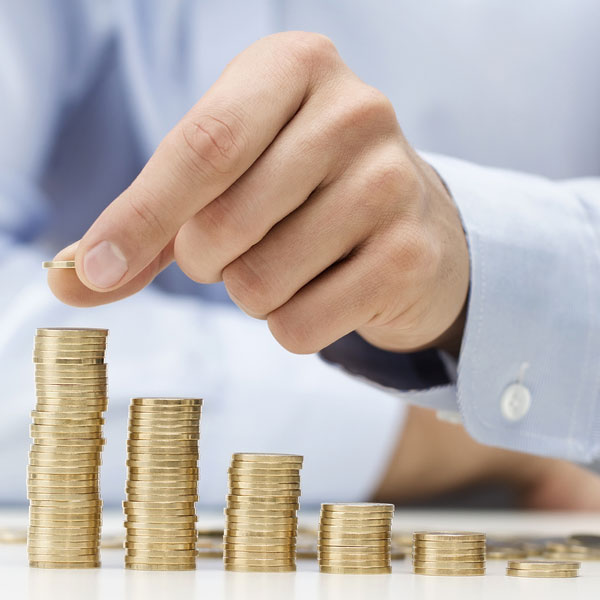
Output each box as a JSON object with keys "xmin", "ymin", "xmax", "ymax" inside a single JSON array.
[
  {"xmin": 412, "ymin": 532, "xmax": 486, "ymax": 576},
  {"xmin": 318, "ymin": 503, "xmax": 394, "ymax": 574},
  {"xmin": 506, "ymin": 560, "xmax": 580, "ymax": 578},
  {"xmin": 223, "ymin": 453, "xmax": 303, "ymax": 572},
  {"xmin": 28, "ymin": 327, "xmax": 108, "ymax": 569},
  {"xmin": 124, "ymin": 397, "xmax": 202, "ymax": 571}
]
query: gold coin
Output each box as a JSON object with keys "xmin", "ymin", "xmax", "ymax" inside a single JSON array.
[
  {"xmin": 125, "ymin": 548, "xmax": 196, "ymax": 557},
  {"xmin": 320, "ymin": 531, "xmax": 390, "ymax": 540},
  {"xmin": 223, "ymin": 558, "xmax": 295, "ymax": 567},
  {"xmin": 320, "ymin": 566, "xmax": 391, "ymax": 575},
  {"xmin": 127, "ymin": 460, "xmax": 198, "ymax": 469},
  {"xmin": 27, "ymin": 484, "xmax": 99, "ymax": 494},
  {"xmin": 123, "ymin": 501, "xmax": 194, "ymax": 509},
  {"xmin": 223, "ymin": 543, "xmax": 294, "ymax": 553},
  {"xmin": 128, "ymin": 469, "xmax": 198, "ymax": 477},
  {"xmin": 128, "ymin": 434, "xmax": 199, "ymax": 442},
  {"xmin": 231, "ymin": 453, "xmax": 302, "ymax": 463},
  {"xmin": 229, "ymin": 473, "xmax": 300, "ymax": 483},
  {"xmin": 226, "ymin": 516, "xmax": 297, "ymax": 525},
  {"xmin": 413, "ymin": 560, "xmax": 485, "ymax": 569},
  {"xmin": 224, "ymin": 549, "xmax": 295, "ymax": 558},
  {"xmin": 129, "ymin": 407, "xmax": 202, "ymax": 416},
  {"xmin": 36, "ymin": 327, "xmax": 108, "ymax": 336},
  {"xmin": 319, "ymin": 517, "xmax": 391, "ymax": 527},
  {"xmin": 127, "ymin": 442, "xmax": 198, "ymax": 451},
  {"xmin": 33, "ymin": 358, "xmax": 105, "ymax": 365},
  {"xmin": 31, "ymin": 417, "xmax": 105, "ymax": 427},
  {"xmin": 125, "ymin": 542, "xmax": 196, "ymax": 551},
  {"xmin": 413, "ymin": 567, "xmax": 485, "ymax": 576},
  {"xmin": 131, "ymin": 397, "xmax": 202, "ymax": 406},
  {"xmin": 321, "ymin": 503, "xmax": 393, "ymax": 513},
  {"xmin": 30, "ymin": 561, "xmax": 100, "ymax": 569},
  {"xmin": 42, "ymin": 260, "xmax": 76, "ymax": 269},
  {"xmin": 223, "ymin": 535, "xmax": 295, "ymax": 545},
  {"xmin": 319, "ymin": 559, "xmax": 389, "ymax": 568},
  {"xmin": 226, "ymin": 494, "xmax": 299, "ymax": 505},
  {"xmin": 34, "ymin": 342, "xmax": 106, "ymax": 351},
  {"xmin": 126, "ymin": 495, "xmax": 198, "ymax": 503},
  {"xmin": 125, "ymin": 517, "xmax": 197, "ymax": 527},
  {"xmin": 224, "ymin": 508, "xmax": 298, "ymax": 518},
  {"xmin": 413, "ymin": 552, "xmax": 486, "ymax": 561},
  {"xmin": 228, "ymin": 479, "xmax": 300, "ymax": 489},
  {"xmin": 413, "ymin": 541, "xmax": 486, "ymax": 550},
  {"xmin": 506, "ymin": 569, "xmax": 578, "ymax": 578},
  {"xmin": 28, "ymin": 543, "xmax": 99, "ymax": 552},
  {"xmin": 414, "ymin": 532, "xmax": 485, "ymax": 543},
  {"xmin": 225, "ymin": 565, "xmax": 295, "ymax": 573},
  {"xmin": 29, "ymin": 499, "xmax": 101, "ymax": 508},
  {"xmin": 319, "ymin": 538, "xmax": 390, "ymax": 547},
  {"xmin": 225, "ymin": 529, "xmax": 296, "ymax": 538},
  {"xmin": 124, "ymin": 510, "xmax": 195, "ymax": 519},
  {"xmin": 507, "ymin": 559, "xmax": 580, "ymax": 570},
  {"xmin": 228, "ymin": 487, "xmax": 300, "ymax": 496},
  {"xmin": 128, "ymin": 423, "xmax": 199, "ymax": 432},
  {"xmin": 228, "ymin": 467, "xmax": 300, "ymax": 476},
  {"xmin": 320, "ymin": 524, "xmax": 390, "ymax": 533}
]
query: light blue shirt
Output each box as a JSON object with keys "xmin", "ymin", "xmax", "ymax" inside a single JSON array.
[{"xmin": 1, "ymin": 0, "xmax": 600, "ymax": 504}]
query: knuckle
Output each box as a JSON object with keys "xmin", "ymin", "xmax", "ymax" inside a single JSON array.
[
  {"xmin": 178, "ymin": 110, "xmax": 247, "ymax": 177},
  {"xmin": 277, "ymin": 31, "xmax": 338, "ymax": 73},
  {"xmin": 222, "ymin": 254, "xmax": 276, "ymax": 316},
  {"xmin": 334, "ymin": 86, "xmax": 397, "ymax": 134},
  {"xmin": 268, "ymin": 311, "xmax": 316, "ymax": 355},
  {"xmin": 386, "ymin": 225, "xmax": 438, "ymax": 276}
]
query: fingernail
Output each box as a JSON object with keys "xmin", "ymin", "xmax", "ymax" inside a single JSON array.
[{"xmin": 83, "ymin": 241, "xmax": 128, "ymax": 289}]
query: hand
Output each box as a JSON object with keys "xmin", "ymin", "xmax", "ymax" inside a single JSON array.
[{"xmin": 49, "ymin": 32, "xmax": 469, "ymax": 354}]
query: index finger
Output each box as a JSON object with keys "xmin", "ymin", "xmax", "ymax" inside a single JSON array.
[{"xmin": 75, "ymin": 33, "xmax": 328, "ymax": 293}]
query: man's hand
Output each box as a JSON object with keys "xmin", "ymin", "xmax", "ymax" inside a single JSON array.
[{"xmin": 49, "ymin": 32, "xmax": 469, "ymax": 355}]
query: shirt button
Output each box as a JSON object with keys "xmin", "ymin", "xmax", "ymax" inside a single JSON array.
[{"xmin": 500, "ymin": 383, "xmax": 531, "ymax": 421}]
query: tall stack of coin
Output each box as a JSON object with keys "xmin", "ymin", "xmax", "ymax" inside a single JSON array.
[
  {"xmin": 412, "ymin": 532, "xmax": 486, "ymax": 576},
  {"xmin": 223, "ymin": 453, "xmax": 303, "ymax": 572},
  {"xmin": 28, "ymin": 327, "xmax": 108, "ymax": 569},
  {"xmin": 318, "ymin": 503, "xmax": 394, "ymax": 574},
  {"xmin": 506, "ymin": 560, "xmax": 580, "ymax": 578},
  {"xmin": 124, "ymin": 398, "xmax": 202, "ymax": 571}
]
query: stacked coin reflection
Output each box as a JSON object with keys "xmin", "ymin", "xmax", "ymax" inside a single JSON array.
[
  {"xmin": 318, "ymin": 503, "xmax": 394, "ymax": 574},
  {"xmin": 412, "ymin": 531, "xmax": 486, "ymax": 576},
  {"xmin": 28, "ymin": 327, "xmax": 108, "ymax": 569},
  {"xmin": 223, "ymin": 453, "xmax": 303, "ymax": 572},
  {"xmin": 124, "ymin": 398, "xmax": 202, "ymax": 571},
  {"xmin": 506, "ymin": 560, "xmax": 580, "ymax": 578}
]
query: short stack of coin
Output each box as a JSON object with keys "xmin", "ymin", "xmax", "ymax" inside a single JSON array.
[
  {"xmin": 223, "ymin": 453, "xmax": 303, "ymax": 572},
  {"xmin": 124, "ymin": 398, "xmax": 202, "ymax": 571},
  {"xmin": 318, "ymin": 503, "xmax": 394, "ymax": 574},
  {"xmin": 412, "ymin": 532, "xmax": 486, "ymax": 576},
  {"xmin": 28, "ymin": 327, "xmax": 108, "ymax": 569},
  {"xmin": 506, "ymin": 560, "xmax": 580, "ymax": 578}
]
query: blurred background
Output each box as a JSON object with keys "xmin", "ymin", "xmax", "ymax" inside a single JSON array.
[{"xmin": 1, "ymin": 0, "xmax": 599, "ymax": 509}]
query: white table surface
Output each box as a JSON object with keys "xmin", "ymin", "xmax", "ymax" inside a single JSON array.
[{"xmin": 1, "ymin": 508, "xmax": 600, "ymax": 600}]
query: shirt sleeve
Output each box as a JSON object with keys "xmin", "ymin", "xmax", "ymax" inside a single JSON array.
[{"xmin": 321, "ymin": 152, "xmax": 600, "ymax": 464}]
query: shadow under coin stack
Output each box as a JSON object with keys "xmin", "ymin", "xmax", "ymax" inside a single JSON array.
[
  {"xmin": 124, "ymin": 398, "xmax": 202, "ymax": 571},
  {"xmin": 223, "ymin": 453, "xmax": 303, "ymax": 572},
  {"xmin": 28, "ymin": 327, "xmax": 108, "ymax": 569},
  {"xmin": 318, "ymin": 503, "xmax": 394, "ymax": 574},
  {"xmin": 412, "ymin": 531, "xmax": 486, "ymax": 576}
]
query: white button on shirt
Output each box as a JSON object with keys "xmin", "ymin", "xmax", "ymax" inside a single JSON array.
[{"xmin": 500, "ymin": 384, "xmax": 532, "ymax": 422}]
